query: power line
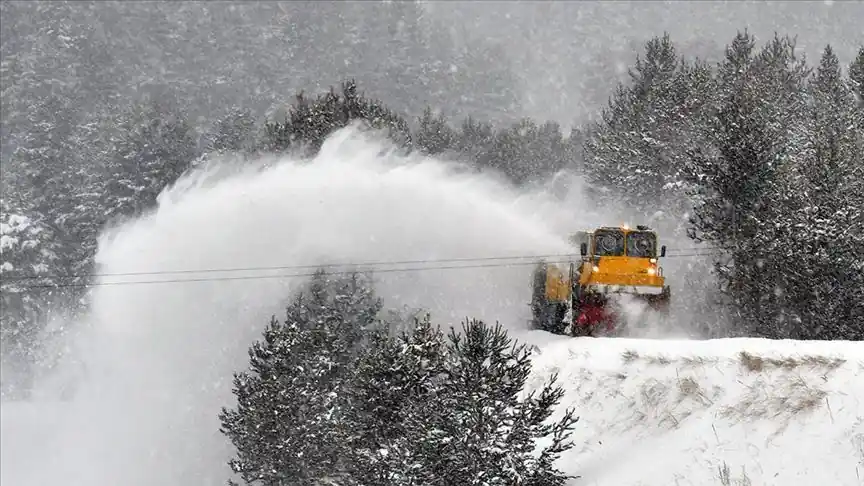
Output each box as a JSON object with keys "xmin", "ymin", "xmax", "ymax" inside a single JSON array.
[
  {"xmin": 3, "ymin": 252, "xmax": 586, "ymax": 281},
  {"xmin": 7, "ymin": 249, "xmax": 722, "ymax": 290},
  {"xmin": 18, "ymin": 260, "xmax": 567, "ymax": 289},
  {"xmin": 2, "ymin": 247, "xmax": 720, "ymax": 282}
]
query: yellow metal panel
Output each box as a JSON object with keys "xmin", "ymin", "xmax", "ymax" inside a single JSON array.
[
  {"xmin": 587, "ymin": 272, "xmax": 665, "ymax": 287},
  {"xmin": 579, "ymin": 256, "xmax": 665, "ymax": 288},
  {"xmin": 545, "ymin": 263, "xmax": 572, "ymax": 302}
]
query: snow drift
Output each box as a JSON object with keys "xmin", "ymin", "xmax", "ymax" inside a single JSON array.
[{"xmin": 524, "ymin": 333, "xmax": 864, "ymax": 485}]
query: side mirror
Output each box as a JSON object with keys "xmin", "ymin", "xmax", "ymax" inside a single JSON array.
[
  {"xmin": 580, "ymin": 243, "xmax": 587, "ymax": 256},
  {"xmin": 660, "ymin": 245, "xmax": 666, "ymax": 258}
]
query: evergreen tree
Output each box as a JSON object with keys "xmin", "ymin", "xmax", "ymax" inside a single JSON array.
[
  {"xmin": 687, "ymin": 32, "xmax": 812, "ymax": 336},
  {"xmin": 415, "ymin": 107, "xmax": 458, "ymax": 156},
  {"xmin": 343, "ymin": 315, "xmax": 449, "ymax": 485},
  {"xmin": 427, "ymin": 320, "xmax": 579, "ymax": 486},
  {"xmin": 848, "ymin": 46, "xmax": 864, "ymax": 107},
  {"xmin": 343, "ymin": 318, "xmax": 580, "ymax": 486},
  {"xmin": 219, "ymin": 270, "xmax": 384, "ymax": 486},
  {"xmin": 205, "ymin": 107, "xmax": 259, "ymax": 156},
  {"xmin": 263, "ymin": 80, "xmax": 412, "ymax": 155},
  {"xmin": 456, "ymin": 117, "xmax": 496, "ymax": 167},
  {"xmin": 222, "ymin": 275, "xmax": 582, "ymax": 485},
  {"xmin": 583, "ymin": 33, "xmax": 714, "ymax": 218},
  {"xmin": 0, "ymin": 7, "xmax": 120, "ymax": 390},
  {"xmin": 0, "ymin": 199, "xmax": 59, "ymax": 399},
  {"xmin": 483, "ymin": 119, "xmax": 572, "ymax": 185},
  {"xmin": 100, "ymin": 96, "xmax": 199, "ymax": 222},
  {"xmin": 782, "ymin": 45, "xmax": 864, "ymax": 340}
]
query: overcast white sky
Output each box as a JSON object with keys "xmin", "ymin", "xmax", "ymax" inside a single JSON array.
[{"xmin": 424, "ymin": 0, "xmax": 864, "ymax": 126}]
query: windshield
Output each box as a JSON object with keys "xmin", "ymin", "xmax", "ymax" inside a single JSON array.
[
  {"xmin": 593, "ymin": 229, "xmax": 625, "ymax": 256},
  {"xmin": 626, "ymin": 231, "xmax": 657, "ymax": 258}
]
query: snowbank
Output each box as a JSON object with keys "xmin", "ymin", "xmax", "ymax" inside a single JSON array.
[{"xmin": 522, "ymin": 333, "xmax": 864, "ymax": 486}]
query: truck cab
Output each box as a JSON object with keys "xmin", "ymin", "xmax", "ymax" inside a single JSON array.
[{"xmin": 575, "ymin": 225, "xmax": 667, "ymax": 290}]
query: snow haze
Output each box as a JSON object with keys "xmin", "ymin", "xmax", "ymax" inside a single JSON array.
[
  {"xmin": 2, "ymin": 1, "xmax": 862, "ymax": 485},
  {"xmin": 0, "ymin": 126, "xmax": 603, "ymax": 485},
  {"xmin": 3, "ymin": 126, "xmax": 862, "ymax": 485}
]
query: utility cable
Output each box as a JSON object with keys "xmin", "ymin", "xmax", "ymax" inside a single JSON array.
[
  {"xmin": 2, "ymin": 247, "xmax": 721, "ymax": 282},
  {"xmin": 6, "ymin": 249, "xmax": 723, "ymax": 290},
  {"xmin": 3, "ymin": 252, "xmax": 588, "ymax": 281}
]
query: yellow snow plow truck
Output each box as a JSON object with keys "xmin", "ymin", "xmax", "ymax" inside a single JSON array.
[{"xmin": 530, "ymin": 225, "xmax": 671, "ymax": 336}]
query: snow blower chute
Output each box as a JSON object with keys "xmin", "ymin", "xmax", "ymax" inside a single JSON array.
[{"xmin": 530, "ymin": 225, "xmax": 671, "ymax": 336}]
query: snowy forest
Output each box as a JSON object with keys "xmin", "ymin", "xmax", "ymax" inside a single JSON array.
[{"xmin": 1, "ymin": 1, "xmax": 863, "ymax": 482}]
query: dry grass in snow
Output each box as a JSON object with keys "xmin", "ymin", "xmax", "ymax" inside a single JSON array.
[{"xmin": 520, "ymin": 333, "xmax": 863, "ymax": 486}]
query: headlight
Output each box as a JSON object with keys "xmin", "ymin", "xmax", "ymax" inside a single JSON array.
[
  {"xmin": 647, "ymin": 267, "xmax": 656, "ymax": 276},
  {"xmin": 592, "ymin": 265, "xmax": 600, "ymax": 272}
]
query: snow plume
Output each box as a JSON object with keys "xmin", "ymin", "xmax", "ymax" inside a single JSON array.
[{"xmin": 1, "ymin": 124, "xmax": 627, "ymax": 486}]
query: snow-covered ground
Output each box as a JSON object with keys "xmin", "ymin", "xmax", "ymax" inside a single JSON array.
[
  {"xmin": 3, "ymin": 335, "xmax": 862, "ymax": 486},
  {"xmin": 521, "ymin": 333, "xmax": 864, "ymax": 485}
]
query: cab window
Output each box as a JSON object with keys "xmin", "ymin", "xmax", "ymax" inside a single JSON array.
[
  {"xmin": 593, "ymin": 229, "xmax": 625, "ymax": 256},
  {"xmin": 626, "ymin": 231, "xmax": 656, "ymax": 258}
]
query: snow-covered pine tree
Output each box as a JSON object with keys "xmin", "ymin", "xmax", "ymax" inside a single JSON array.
[
  {"xmin": 415, "ymin": 107, "xmax": 458, "ymax": 156},
  {"xmin": 428, "ymin": 319, "xmax": 579, "ymax": 486},
  {"xmin": 0, "ymin": 86, "xmax": 104, "ymax": 285},
  {"xmin": 482, "ymin": 118, "xmax": 571, "ymax": 186},
  {"xmin": 343, "ymin": 317, "xmax": 579, "ymax": 486},
  {"xmin": 0, "ymin": 199, "xmax": 60, "ymax": 399},
  {"xmin": 205, "ymin": 107, "xmax": 259, "ymax": 156},
  {"xmin": 262, "ymin": 80, "xmax": 412, "ymax": 155},
  {"xmin": 98, "ymin": 97, "xmax": 199, "ymax": 222},
  {"xmin": 0, "ymin": 6, "xmax": 119, "ymax": 388},
  {"xmin": 849, "ymin": 47, "xmax": 864, "ymax": 108},
  {"xmin": 343, "ymin": 315, "xmax": 449, "ymax": 486},
  {"xmin": 456, "ymin": 117, "xmax": 496, "ymax": 168},
  {"xmin": 583, "ymin": 33, "xmax": 714, "ymax": 219},
  {"xmin": 219, "ymin": 270, "xmax": 384, "ymax": 485},
  {"xmin": 686, "ymin": 32, "xmax": 811, "ymax": 337},
  {"xmin": 783, "ymin": 45, "xmax": 864, "ymax": 340},
  {"xmin": 223, "ymin": 276, "xmax": 583, "ymax": 485}
]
